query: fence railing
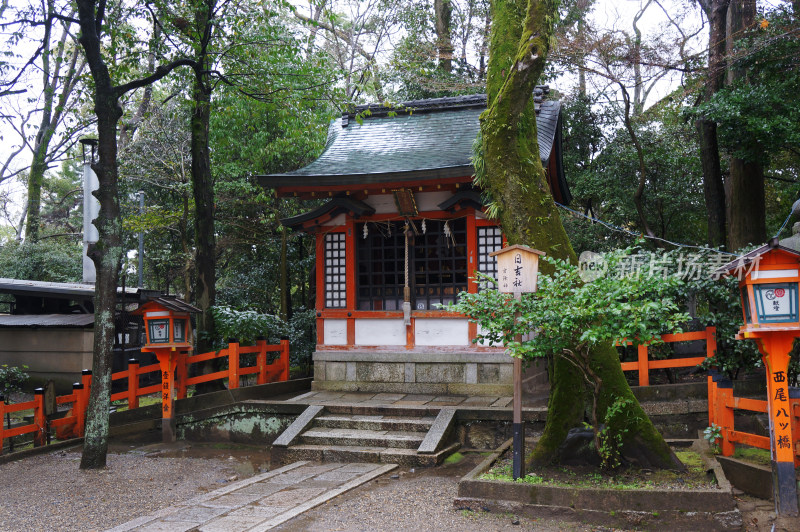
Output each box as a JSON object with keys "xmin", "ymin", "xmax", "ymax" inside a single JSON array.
[
  {"xmin": 618, "ymin": 327, "xmax": 717, "ymax": 387},
  {"xmin": 0, "ymin": 338, "xmax": 289, "ymax": 455},
  {"xmin": 708, "ymin": 371, "xmax": 800, "ymax": 466}
]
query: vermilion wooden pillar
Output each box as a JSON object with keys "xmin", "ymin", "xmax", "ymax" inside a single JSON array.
[{"xmin": 753, "ymin": 331, "xmax": 799, "ymax": 515}]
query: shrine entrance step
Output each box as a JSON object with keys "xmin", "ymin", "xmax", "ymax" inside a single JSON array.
[{"xmin": 271, "ymin": 405, "xmax": 460, "ymax": 467}]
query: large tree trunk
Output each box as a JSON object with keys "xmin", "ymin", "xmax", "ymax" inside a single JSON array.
[
  {"xmin": 728, "ymin": 158, "xmax": 766, "ymax": 250},
  {"xmin": 434, "ymin": 0, "xmax": 454, "ymax": 73},
  {"xmin": 725, "ymin": 0, "xmax": 765, "ymax": 250},
  {"xmin": 76, "ymin": 0, "xmax": 124, "ymax": 470},
  {"xmin": 280, "ymin": 229, "xmax": 290, "ymax": 322},
  {"xmin": 191, "ymin": 1, "xmax": 220, "ymax": 392},
  {"xmin": 696, "ymin": 0, "xmax": 729, "ymax": 249},
  {"xmin": 481, "ymin": 0, "xmax": 680, "ymax": 469},
  {"xmin": 74, "ymin": 1, "xmax": 193, "ymax": 467},
  {"xmin": 191, "ymin": 74, "xmax": 216, "ymax": 354}
]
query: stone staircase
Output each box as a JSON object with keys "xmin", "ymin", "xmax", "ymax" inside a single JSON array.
[{"xmin": 271, "ymin": 404, "xmax": 460, "ymax": 467}]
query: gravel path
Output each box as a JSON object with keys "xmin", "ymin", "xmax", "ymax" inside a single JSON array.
[
  {"xmin": 274, "ymin": 455, "xmax": 598, "ymax": 532},
  {"xmin": 0, "ymin": 443, "xmax": 599, "ymax": 532},
  {"xmin": 0, "ymin": 444, "xmax": 247, "ymax": 532},
  {"xmin": 1, "ymin": 441, "xmax": 790, "ymax": 532}
]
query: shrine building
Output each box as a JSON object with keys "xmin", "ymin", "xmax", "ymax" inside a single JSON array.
[{"xmin": 258, "ymin": 89, "xmax": 570, "ymax": 396}]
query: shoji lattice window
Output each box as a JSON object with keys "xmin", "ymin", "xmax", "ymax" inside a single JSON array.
[
  {"xmin": 324, "ymin": 232, "xmax": 346, "ymax": 308},
  {"xmin": 356, "ymin": 219, "xmax": 468, "ymax": 310},
  {"xmin": 412, "ymin": 219, "xmax": 468, "ymax": 309},
  {"xmin": 477, "ymin": 226, "xmax": 503, "ymax": 290}
]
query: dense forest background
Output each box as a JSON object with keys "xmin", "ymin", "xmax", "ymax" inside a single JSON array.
[{"xmin": 0, "ymin": 0, "xmax": 798, "ymax": 358}]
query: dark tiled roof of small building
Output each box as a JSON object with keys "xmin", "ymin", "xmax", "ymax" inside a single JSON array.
[
  {"xmin": 142, "ymin": 296, "xmax": 201, "ymax": 314},
  {"xmin": 0, "ymin": 313, "xmax": 95, "ymax": 328},
  {"xmin": 258, "ymin": 94, "xmax": 563, "ymax": 187}
]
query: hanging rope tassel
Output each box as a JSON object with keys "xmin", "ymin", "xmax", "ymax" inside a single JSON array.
[{"xmin": 403, "ymin": 222, "xmax": 411, "ymax": 326}]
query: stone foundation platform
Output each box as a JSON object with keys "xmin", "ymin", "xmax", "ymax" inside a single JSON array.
[{"xmin": 312, "ymin": 350, "xmax": 548, "ymax": 397}]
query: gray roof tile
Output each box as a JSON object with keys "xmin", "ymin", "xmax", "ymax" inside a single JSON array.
[{"xmin": 259, "ymin": 94, "xmax": 563, "ymax": 187}]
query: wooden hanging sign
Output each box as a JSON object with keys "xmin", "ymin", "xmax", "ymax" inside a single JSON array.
[{"xmin": 490, "ymin": 244, "xmax": 545, "ymax": 294}]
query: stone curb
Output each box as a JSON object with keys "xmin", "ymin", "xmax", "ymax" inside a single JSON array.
[
  {"xmin": 418, "ymin": 407, "xmax": 457, "ymax": 454},
  {"xmin": 455, "ymin": 438, "xmax": 741, "ymax": 530},
  {"xmin": 272, "ymin": 405, "xmax": 324, "ymax": 447}
]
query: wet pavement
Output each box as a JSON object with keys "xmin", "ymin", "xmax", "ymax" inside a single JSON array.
[{"xmin": 108, "ymin": 461, "xmax": 396, "ymax": 532}]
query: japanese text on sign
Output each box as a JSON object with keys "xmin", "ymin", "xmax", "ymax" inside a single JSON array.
[{"xmin": 492, "ymin": 246, "xmax": 543, "ymax": 294}]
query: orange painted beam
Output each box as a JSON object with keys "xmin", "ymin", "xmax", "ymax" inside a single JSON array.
[
  {"xmin": 728, "ymin": 430, "xmax": 770, "ymax": 450},
  {"xmin": 648, "ymin": 357, "xmax": 707, "ymax": 369},
  {"xmin": 731, "ymin": 396, "xmax": 768, "ymax": 413}
]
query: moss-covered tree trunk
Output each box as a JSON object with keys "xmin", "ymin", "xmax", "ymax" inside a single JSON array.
[
  {"xmin": 76, "ymin": 0, "xmax": 125, "ymax": 469},
  {"xmin": 481, "ymin": 0, "xmax": 680, "ymax": 469},
  {"xmin": 74, "ymin": 0, "xmax": 193, "ymax": 468}
]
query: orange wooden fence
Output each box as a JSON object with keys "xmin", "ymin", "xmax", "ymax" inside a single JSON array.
[
  {"xmin": 619, "ymin": 326, "xmax": 717, "ymax": 386},
  {"xmin": 0, "ymin": 338, "xmax": 289, "ymax": 454},
  {"xmin": 708, "ymin": 371, "xmax": 800, "ymax": 466}
]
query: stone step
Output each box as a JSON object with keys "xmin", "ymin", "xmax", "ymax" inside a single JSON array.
[
  {"xmin": 300, "ymin": 428, "xmax": 425, "ymax": 449},
  {"xmin": 274, "ymin": 441, "xmax": 461, "ymax": 467},
  {"xmin": 313, "ymin": 415, "xmax": 435, "ymax": 433},
  {"xmin": 324, "ymin": 404, "xmax": 441, "ymax": 418}
]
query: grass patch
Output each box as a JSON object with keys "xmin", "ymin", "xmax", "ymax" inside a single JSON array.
[
  {"xmin": 734, "ymin": 446, "xmax": 771, "ymax": 467},
  {"xmin": 444, "ymin": 452, "xmax": 465, "ymax": 465},
  {"xmin": 478, "ymin": 449, "xmax": 716, "ymax": 491},
  {"xmin": 674, "ymin": 451, "xmax": 705, "ymax": 473},
  {"xmin": 111, "ymin": 394, "xmax": 162, "ymax": 412}
]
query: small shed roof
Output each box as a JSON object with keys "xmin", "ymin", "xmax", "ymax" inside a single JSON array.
[
  {"xmin": 0, "ymin": 313, "xmax": 95, "ymax": 328},
  {"xmin": 258, "ymin": 92, "xmax": 568, "ymax": 202},
  {"xmin": 0, "ymin": 278, "xmax": 138, "ymax": 299},
  {"xmin": 134, "ymin": 295, "xmax": 201, "ymax": 314}
]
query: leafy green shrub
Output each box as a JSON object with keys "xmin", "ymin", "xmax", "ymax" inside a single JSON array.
[
  {"xmin": 703, "ymin": 423, "xmax": 722, "ymax": 453},
  {"xmin": 448, "ymin": 249, "xmax": 689, "ymax": 469},
  {"xmin": 211, "ymin": 306, "xmax": 315, "ymax": 368},
  {"xmin": 0, "ymin": 364, "xmax": 30, "ymax": 399},
  {"xmin": 0, "ymin": 240, "xmax": 81, "ymax": 282}
]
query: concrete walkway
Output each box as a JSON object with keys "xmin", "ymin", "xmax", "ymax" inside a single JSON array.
[
  {"xmin": 285, "ymin": 390, "xmax": 515, "ymax": 408},
  {"xmin": 109, "ymin": 461, "xmax": 396, "ymax": 532}
]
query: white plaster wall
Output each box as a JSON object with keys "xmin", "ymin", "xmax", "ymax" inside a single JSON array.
[
  {"xmin": 363, "ymin": 194, "xmax": 396, "ymax": 214},
  {"xmin": 355, "ymin": 319, "xmax": 406, "ymax": 345},
  {"xmin": 324, "ymin": 214, "xmax": 346, "ymax": 226},
  {"xmin": 415, "ymin": 318, "xmax": 469, "ymax": 346},
  {"xmin": 363, "ymin": 191, "xmax": 453, "ymax": 214},
  {"xmin": 416, "ymin": 191, "xmax": 452, "ymax": 211},
  {"xmin": 323, "ymin": 319, "xmax": 348, "ymax": 345}
]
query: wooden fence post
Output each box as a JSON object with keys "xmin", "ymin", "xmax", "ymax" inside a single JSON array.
[
  {"xmin": 177, "ymin": 351, "xmax": 188, "ymax": 400},
  {"xmin": 716, "ymin": 378, "xmax": 735, "ymax": 456},
  {"xmin": 706, "ymin": 327, "xmax": 717, "ymax": 427},
  {"xmin": 72, "ymin": 382, "xmax": 85, "ymax": 438},
  {"xmin": 128, "ymin": 358, "xmax": 139, "ymax": 410},
  {"xmin": 708, "ymin": 370, "xmax": 718, "ymax": 428},
  {"xmin": 637, "ymin": 344, "xmax": 649, "ymax": 386},
  {"xmin": 256, "ymin": 336, "xmax": 267, "ymax": 385},
  {"xmin": 79, "ymin": 369, "xmax": 92, "ymax": 437},
  {"xmin": 81, "ymin": 369, "xmax": 92, "ymax": 399},
  {"xmin": 280, "ymin": 337, "xmax": 290, "ymax": 382},
  {"xmin": 33, "ymin": 388, "xmax": 46, "ymax": 447},
  {"xmin": 791, "ymin": 389, "xmax": 800, "ymax": 467},
  {"xmin": 228, "ymin": 338, "xmax": 240, "ymax": 390},
  {"xmin": 0, "ymin": 394, "xmax": 5, "ymax": 454}
]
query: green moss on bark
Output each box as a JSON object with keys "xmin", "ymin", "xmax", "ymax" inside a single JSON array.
[{"xmin": 482, "ymin": 0, "xmax": 681, "ymax": 469}]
